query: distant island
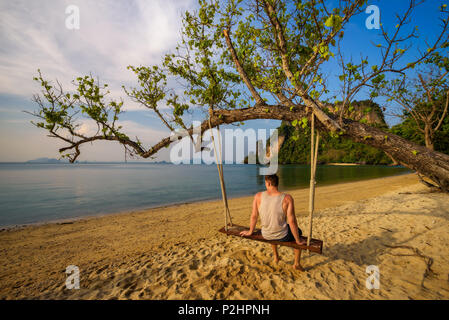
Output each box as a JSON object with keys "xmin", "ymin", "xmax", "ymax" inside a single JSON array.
[
  {"xmin": 24, "ymin": 158, "xmax": 175, "ymax": 164},
  {"xmin": 26, "ymin": 158, "xmax": 70, "ymax": 164}
]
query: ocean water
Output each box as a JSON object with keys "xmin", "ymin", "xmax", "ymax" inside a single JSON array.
[{"xmin": 0, "ymin": 163, "xmax": 410, "ymax": 227}]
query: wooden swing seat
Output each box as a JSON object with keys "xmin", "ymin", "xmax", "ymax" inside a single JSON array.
[{"xmin": 218, "ymin": 224, "xmax": 323, "ymax": 254}]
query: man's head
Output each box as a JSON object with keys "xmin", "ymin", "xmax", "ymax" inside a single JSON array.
[{"xmin": 264, "ymin": 174, "xmax": 279, "ymax": 189}]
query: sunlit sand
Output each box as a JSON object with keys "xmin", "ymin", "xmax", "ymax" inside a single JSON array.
[{"xmin": 1, "ymin": 173, "xmax": 448, "ymax": 299}]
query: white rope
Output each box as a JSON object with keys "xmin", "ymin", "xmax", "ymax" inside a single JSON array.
[
  {"xmin": 214, "ymin": 115, "xmax": 232, "ymax": 226},
  {"xmin": 208, "ymin": 115, "xmax": 232, "ymax": 231},
  {"xmin": 307, "ymin": 113, "xmax": 320, "ymax": 251}
]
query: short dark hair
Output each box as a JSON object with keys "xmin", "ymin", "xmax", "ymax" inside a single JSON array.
[{"xmin": 264, "ymin": 174, "xmax": 279, "ymax": 187}]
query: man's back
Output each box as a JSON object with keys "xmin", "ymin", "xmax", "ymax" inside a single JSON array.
[{"xmin": 258, "ymin": 191, "xmax": 288, "ymax": 240}]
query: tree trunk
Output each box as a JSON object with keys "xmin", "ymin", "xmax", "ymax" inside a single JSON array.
[
  {"xmin": 342, "ymin": 118, "xmax": 448, "ymax": 191},
  {"xmin": 210, "ymin": 104, "xmax": 449, "ymax": 191},
  {"xmin": 424, "ymin": 124, "xmax": 435, "ymax": 151}
]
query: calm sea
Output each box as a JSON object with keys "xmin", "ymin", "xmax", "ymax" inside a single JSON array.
[{"xmin": 0, "ymin": 163, "xmax": 410, "ymax": 227}]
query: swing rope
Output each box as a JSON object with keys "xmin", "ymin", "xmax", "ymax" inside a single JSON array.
[
  {"xmin": 307, "ymin": 113, "xmax": 320, "ymax": 250},
  {"xmin": 208, "ymin": 110, "xmax": 233, "ymax": 231}
]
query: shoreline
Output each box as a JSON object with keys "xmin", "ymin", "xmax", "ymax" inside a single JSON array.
[
  {"xmin": 326, "ymin": 162, "xmax": 362, "ymax": 166},
  {"xmin": 0, "ymin": 171, "xmax": 411, "ymax": 231},
  {"xmin": 1, "ymin": 172, "xmax": 449, "ymax": 299}
]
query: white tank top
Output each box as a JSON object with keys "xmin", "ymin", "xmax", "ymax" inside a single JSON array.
[{"xmin": 259, "ymin": 191, "xmax": 288, "ymax": 240}]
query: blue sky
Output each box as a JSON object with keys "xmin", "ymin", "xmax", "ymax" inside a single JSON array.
[{"xmin": 0, "ymin": 0, "xmax": 447, "ymax": 162}]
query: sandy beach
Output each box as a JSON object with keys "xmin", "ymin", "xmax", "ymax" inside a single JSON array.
[{"xmin": 0, "ymin": 173, "xmax": 448, "ymax": 300}]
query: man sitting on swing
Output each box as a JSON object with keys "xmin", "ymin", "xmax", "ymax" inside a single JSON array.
[{"xmin": 240, "ymin": 174, "xmax": 306, "ymax": 271}]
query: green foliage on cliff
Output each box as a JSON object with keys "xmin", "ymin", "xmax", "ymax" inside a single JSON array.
[
  {"xmin": 278, "ymin": 122, "xmax": 392, "ymax": 165},
  {"xmin": 278, "ymin": 100, "xmax": 392, "ymax": 165},
  {"xmin": 252, "ymin": 98, "xmax": 448, "ymax": 165}
]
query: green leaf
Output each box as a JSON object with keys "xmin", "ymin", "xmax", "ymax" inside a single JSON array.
[
  {"xmin": 325, "ymin": 15, "xmax": 334, "ymax": 27},
  {"xmin": 325, "ymin": 15, "xmax": 342, "ymax": 29}
]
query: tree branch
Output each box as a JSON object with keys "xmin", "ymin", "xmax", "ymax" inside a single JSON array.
[
  {"xmin": 434, "ymin": 90, "xmax": 449, "ymax": 132},
  {"xmin": 260, "ymin": 0, "xmax": 342, "ymax": 131},
  {"xmin": 223, "ymin": 29, "xmax": 265, "ymax": 105}
]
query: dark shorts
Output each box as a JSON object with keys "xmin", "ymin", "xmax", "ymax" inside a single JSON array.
[{"xmin": 277, "ymin": 224, "xmax": 302, "ymax": 242}]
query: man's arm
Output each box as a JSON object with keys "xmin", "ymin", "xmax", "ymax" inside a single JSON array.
[
  {"xmin": 285, "ymin": 194, "xmax": 306, "ymax": 245},
  {"xmin": 239, "ymin": 193, "xmax": 260, "ymax": 236}
]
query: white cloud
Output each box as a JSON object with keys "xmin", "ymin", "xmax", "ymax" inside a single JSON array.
[
  {"xmin": 0, "ymin": 0, "xmax": 195, "ymax": 103},
  {"xmin": 0, "ymin": 0, "xmax": 195, "ymax": 161}
]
